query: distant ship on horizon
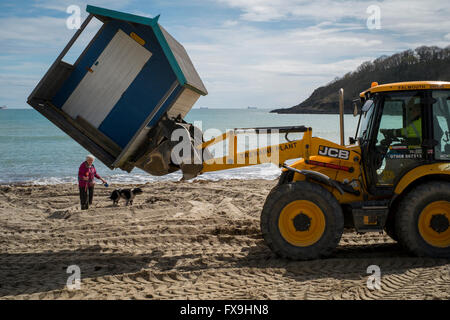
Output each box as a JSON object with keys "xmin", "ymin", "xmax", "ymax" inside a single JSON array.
[
  {"xmin": 247, "ymin": 106, "xmax": 257, "ymax": 109},
  {"xmin": 0, "ymin": 105, "xmax": 7, "ymax": 110},
  {"xmin": 199, "ymin": 106, "xmax": 209, "ymax": 109}
]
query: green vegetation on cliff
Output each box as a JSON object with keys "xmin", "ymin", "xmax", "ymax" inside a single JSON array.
[{"xmin": 271, "ymin": 46, "xmax": 450, "ymax": 114}]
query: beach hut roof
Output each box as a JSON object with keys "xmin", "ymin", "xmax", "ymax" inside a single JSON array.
[{"xmin": 87, "ymin": 5, "xmax": 207, "ymax": 96}]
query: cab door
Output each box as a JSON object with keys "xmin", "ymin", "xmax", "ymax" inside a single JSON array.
[
  {"xmin": 432, "ymin": 90, "xmax": 450, "ymax": 161},
  {"xmin": 62, "ymin": 29, "xmax": 152, "ymax": 128},
  {"xmin": 367, "ymin": 91, "xmax": 427, "ymax": 190}
]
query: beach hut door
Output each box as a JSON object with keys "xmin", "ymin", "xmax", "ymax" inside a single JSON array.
[{"xmin": 62, "ymin": 29, "xmax": 152, "ymax": 128}]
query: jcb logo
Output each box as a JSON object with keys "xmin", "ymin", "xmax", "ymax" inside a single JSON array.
[{"xmin": 318, "ymin": 146, "xmax": 350, "ymax": 160}]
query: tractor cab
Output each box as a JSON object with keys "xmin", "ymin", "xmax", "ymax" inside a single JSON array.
[{"xmin": 356, "ymin": 82, "xmax": 450, "ymax": 195}]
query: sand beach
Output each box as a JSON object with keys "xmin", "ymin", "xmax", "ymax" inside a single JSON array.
[{"xmin": 0, "ymin": 179, "xmax": 448, "ymax": 300}]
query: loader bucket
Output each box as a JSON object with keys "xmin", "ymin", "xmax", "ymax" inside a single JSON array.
[{"xmin": 133, "ymin": 121, "xmax": 211, "ymax": 180}]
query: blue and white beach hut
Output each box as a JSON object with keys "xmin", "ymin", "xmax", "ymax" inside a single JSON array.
[{"xmin": 28, "ymin": 5, "xmax": 207, "ymax": 177}]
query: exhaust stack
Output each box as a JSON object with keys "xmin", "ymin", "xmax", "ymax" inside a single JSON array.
[{"xmin": 339, "ymin": 88, "xmax": 345, "ymax": 146}]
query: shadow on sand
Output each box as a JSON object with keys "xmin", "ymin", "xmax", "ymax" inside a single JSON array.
[{"xmin": 0, "ymin": 242, "xmax": 448, "ymax": 297}]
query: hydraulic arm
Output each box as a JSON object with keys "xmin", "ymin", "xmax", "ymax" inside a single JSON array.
[{"xmin": 199, "ymin": 126, "xmax": 312, "ymax": 174}]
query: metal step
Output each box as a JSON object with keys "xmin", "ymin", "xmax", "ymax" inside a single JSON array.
[{"xmin": 352, "ymin": 206, "xmax": 389, "ymax": 233}]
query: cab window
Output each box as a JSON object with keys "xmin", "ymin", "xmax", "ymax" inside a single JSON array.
[
  {"xmin": 432, "ymin": 90, "xmax": 450, "ymax": 160},
  {"xmin": 374, "ymin": 91, "xmax": 424, "ymax": 185},
  {"xmin": 357, "ymin": 99, "xmax": 375, "ymax": 140}
]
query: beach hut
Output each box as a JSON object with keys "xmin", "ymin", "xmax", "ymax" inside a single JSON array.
[{"xmin": 28, "ymin": 5, "xmax": 207, "ymax": 176}]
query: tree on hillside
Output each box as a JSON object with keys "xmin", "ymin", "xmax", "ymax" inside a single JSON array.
[{"xmin": 272, "ymin": 46, "xmax": 450, "ymax": 114}]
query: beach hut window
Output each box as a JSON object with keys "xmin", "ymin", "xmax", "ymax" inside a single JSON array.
[{"xmin": 61, "ymin": 17, "xmax": 103, "ymax": 65}]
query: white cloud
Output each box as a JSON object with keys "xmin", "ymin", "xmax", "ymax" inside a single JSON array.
[
  {"xmin": 173, "ymin": 22, "xmax": 388, "ymax": 108},
  {"xmin": 0, "ymin": 73, "xmax": 39, "ymax": 107},
  {"xmin": 0, "ymin": 15, "xmax": 102, "ymax": 50},
  {"xmin": 169, "ymin": 0, "xmax": 450, "ymax": 108},
  {"xmin": 0, "ymin": 14, "xmax": 103, "ymax": 107},
  {"xmin": 250, "ymin": 57, "xmax": 374, "ymax": 77},
  {"xmin": 33, "ymin": 0, "xmax": 133, "ymax": 13},
  {"xmin": 223, "ymin": 20, "xmax": 239, "ymax": 27},
  {"xmin": 2, "ymin": 0, "xmax": 449, "ymax": 109},
  {"xmin": 0, "ymin": 16, "xmax": 68, "ymax": 43},
  {"xmin": 218, "ymin": 0, "xmax": 366, "ymax": 22},
  {"xmin": 217, "ymin": 0, "xmax": 450, "ymax": 35}
]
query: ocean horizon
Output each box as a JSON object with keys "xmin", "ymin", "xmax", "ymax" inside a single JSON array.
[{"xmin": 0, "ymin": 109, "xmax": 359, "ymax": 185}]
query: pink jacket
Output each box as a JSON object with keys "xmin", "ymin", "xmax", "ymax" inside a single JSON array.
[{"xmin": 78, "ymin": 162, "xmax": 102, "ymax": 188}]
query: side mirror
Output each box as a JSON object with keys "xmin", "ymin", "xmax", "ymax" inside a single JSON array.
[{"xmin": 353, "ymin": 102, "xmax": 359, "ymax": 117}]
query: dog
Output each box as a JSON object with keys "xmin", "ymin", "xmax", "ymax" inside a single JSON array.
[{"xmin": 109, "ymin": 188, "xmax": 143, "ymax": 206}]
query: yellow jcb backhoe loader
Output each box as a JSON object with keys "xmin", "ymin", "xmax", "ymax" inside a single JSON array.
[{"xmin": 182, "ymin": 81, "xmax": 450, "ymax": 260}]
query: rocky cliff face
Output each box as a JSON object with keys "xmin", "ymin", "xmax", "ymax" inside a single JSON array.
[{"xmin": 271, "ymin": 46, "xmax": 450, "ymax": 114}]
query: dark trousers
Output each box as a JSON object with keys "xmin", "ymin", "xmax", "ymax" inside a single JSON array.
[{"xmin": 79, "ymin": 186, "xmax": 94, "ymax": 210}]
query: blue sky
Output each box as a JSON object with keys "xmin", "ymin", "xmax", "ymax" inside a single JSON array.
[{"xmin": 1, "ymin": 0, "xmax": 449, "ymax": 109}]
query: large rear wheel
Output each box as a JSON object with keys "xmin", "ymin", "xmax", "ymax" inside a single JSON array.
[
  {"xmin": 395, "ymin": 181, "xmax": 450, "ymax": 258},
  {"xmin": 261, "ymin": 181, "xmax": 344, "ymax": 260}
]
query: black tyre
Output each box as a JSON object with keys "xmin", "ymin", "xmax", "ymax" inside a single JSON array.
[
  {"xmin": 277, "ymin": 170, "xmax": 294, "ymax": 186},
  {"xmin": 261, "ymin": 181, "xmax": 344, "ymax": 260},
  {"xmin": 267, "ymin": 170, "xmax": 295, "ymax": 197},
  {"xmin": 384, "ymin": 212, "xmax": 398, "ymax": 241},
  {"xmin": 395, "ymin": 181, "xmax": 450, "ymax": 258}
]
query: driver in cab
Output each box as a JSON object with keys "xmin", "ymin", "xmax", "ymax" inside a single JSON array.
[{"xmin": 381, "ymin": 99, "xmax": 422, "ymax": 144}]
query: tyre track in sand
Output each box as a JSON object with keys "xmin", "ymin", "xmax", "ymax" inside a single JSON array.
[{"xmin": 0, "ymin": 180, "xmax": 448, "ymax": 299}]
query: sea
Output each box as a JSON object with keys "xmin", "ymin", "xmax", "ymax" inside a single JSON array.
[{"xmin": 0, "ymin": 109, "xmax": 359, "ymax": 185}]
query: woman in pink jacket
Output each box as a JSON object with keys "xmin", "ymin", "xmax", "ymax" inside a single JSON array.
[{"xmin": 78, "ymin": 155, "xmax": 107, "ymax": 210}]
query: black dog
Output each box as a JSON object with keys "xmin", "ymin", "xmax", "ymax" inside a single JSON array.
[{"xmin": 109, "ymin": 188, "xmax": 143, "ymax": 206}]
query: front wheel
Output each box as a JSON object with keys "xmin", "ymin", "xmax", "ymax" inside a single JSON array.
[
  {"xmin": 384, "ymin": 211, "xmax": 398, "ymax": 241},
  {"xmin": 261, "ymin": 181, "xmax": 344, "ymax": 260},
  {"xmin": 395, "ymin": 181, "xmax": 450, "ymax": 258}
]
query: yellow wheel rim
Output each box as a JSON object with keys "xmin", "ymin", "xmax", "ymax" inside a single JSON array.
[
  {"xmin": 278, "ymin": 200, "xmax": 326, "ymax": 247},
  {"xmin": 418, "ymin": 201, "xmax": 450, "ymax": 248}
]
